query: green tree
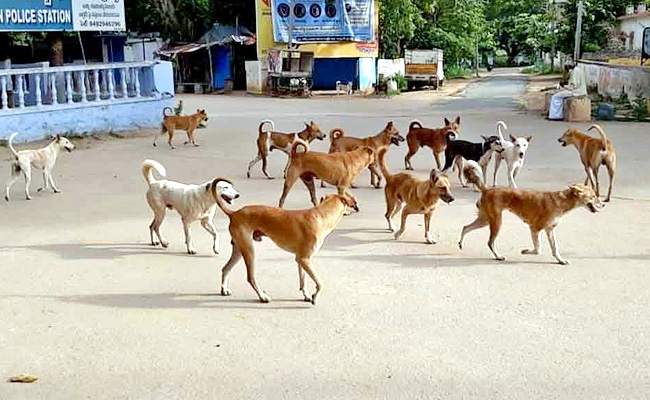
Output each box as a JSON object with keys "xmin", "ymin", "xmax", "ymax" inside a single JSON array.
[
  {"xmin": 379, "ymin": 0, "xmax": 420, "ymax": 59},
  {"xmin": 126, "ymin": 0, "xmax": 214, "ymax": 43}
]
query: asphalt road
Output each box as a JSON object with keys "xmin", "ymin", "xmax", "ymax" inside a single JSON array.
[{"xmin": 2, "ymin": 74, "xmax": 650, "ymax": 399}]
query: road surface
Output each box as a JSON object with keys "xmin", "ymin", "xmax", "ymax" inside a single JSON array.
[{"xmin": 2, "ymin": 74, "xmax": 650, "ymax": 399}]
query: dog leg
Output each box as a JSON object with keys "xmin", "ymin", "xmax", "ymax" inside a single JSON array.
[
  {"xmin": 296, "ymin": 256, "xmax": 322, "ymax": 305},
  {"xmin": 262, "ymin": 154, "xmax": 274, "ymax": 180},
  {"xmin": 369, "ymin": 163, "xmax": 382, "ymax": 189},
  {"xmin": 521, "ymin": 228, "xmax": 541, "ymax": 255},
  {"xmin": 247, "ymin": 154, "xmax": 262, "ymax": 179},
  {"xmin": 22, "ymin": 165, "xmax": 32, "ymax": 200},
  {"xmin": 201, "ymin": 218, "xmax": 220, "ymax": 255},
  {"xmin": 394, "ymin": 208, "xmax": 411, "ymax": 240},
  {"xmin": 424, "ymin": 212, "xmax": 437, "ymax": 244},
  {"xmin": 507, "ymin": 166, "xmax": 517, "ymax": 189},
  {"xmin": 301, "ymin": 175, "xmax": 319, "ymax": 207},
  {"xmin": 488, "ymin": 214, "xmax": 505, "ymax": 261},
  {"xmin": 433, "ymin": 151, "xmax": 443, "ymax": 171},
  {"xmin": 459, "ymin": 216, "xmax": 489, "ymax": 250},
  {"xmin": 384, "ymin": 196, "xmax": 398, "ymax": 232},
  {"xmin": 546, "ymin": 226, "xmax": 568, "ymax": 265},
  {"xmin": 404, "ymin": 150, "xmax": 416, "ymax": 171},
  {"xmin": 584, "ymin": 166, "xmax": 596, "ymax": 192},
  {"xmin": 4, "ymin": 169, "xmax": 20, "ymax": 202},
  {"xmin": 605, "ymin": 159, "xmax": 615, "ymax": 202},
  {"xmin": 240, "ymin": 241, "xmax": 271, "ymax": 303},
  {"xmin": 593, "ymin": 165, "xmax": 601, "ymax": 198},
  {"xmin": 150, "ymin": 210, "xmax": 168, "ymax": 248},
  {"xmin": 48, "ymin": 172, "xmax": 61, "ymax": 193},
  {"xmin": 182, "ymin": 219, "xmax": 196, "ymax": 255},
  {"xmin": 167, "ymin": 128, "xmax": 176, "ymax": 149},
  {"xmin": 493, "ymin": 157, "xmax": 501, "ymax": 187},
  {"xmin": 296, "ymin": 261, "xmax": 310, "ymax": 302},
  {"xmin": 221, "ymin": 243, "xmax": 243, "ymax": 296},
  {"xmin": 278, "ymin": 174, "xmax": 298, "ymax": 208},
  {"xmin": 37, "ymin": 171, "xmax": 48, "ymax": 192},
  {"xmin": 455, "ymin": 157, "xmax": 467, "ymax": 187}
]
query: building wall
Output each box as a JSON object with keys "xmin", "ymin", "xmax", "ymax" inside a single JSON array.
[
  {"xmin": 619, "ymin": 13, "xmax": 650, "ymax": 51},
  {"xmin": 579, "ymin": 60, "xmax": 650, "ymax": 100}
]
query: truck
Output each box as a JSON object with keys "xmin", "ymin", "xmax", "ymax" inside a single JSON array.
[{"xmin": 404, "ymin": 49, "xmax": 445, "ymax": 90}]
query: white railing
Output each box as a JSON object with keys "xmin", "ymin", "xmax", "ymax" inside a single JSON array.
[{"xmin": 0, "ymin": 61, "xmax": 159, "ymax": 113}]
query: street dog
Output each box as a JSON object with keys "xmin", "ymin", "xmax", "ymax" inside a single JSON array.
[
  {"xmin": 154, "ymin": 109, "xmax": 209, "ymax": 149},
  {"xmin": 404, "ymin": 117, "xmax": 461, "ymax": 170},
  {"xmin": 463, "ymin": 160, "xmax": 484, "ymax": 192},
  {"xmin": 4, "ymin": 132, "xmax": 75, "ymax": 202},
  {"xmin": 247, "ymin": 120, "xmax": 326, "ymax": 179},
  {"xmin": 492, "ymin": 121, "xmax": 533, "ymax": 188},
  {"xmin": 215, "ymin": 191, "xmax": 358, "ymax": 305},
  {"xmin": 442, "ymin": 135, "xmax": 503, "ymax": 186},
  {"xmin": 459, "ymin": 165, "xmax": 602, "ymax": 265},
  {"xmin": 379, "ymin": 149, "xmax": 454, "ymax": 244},
  {"xmin": 327, "ymin": 121, "xmax": 405, "ymax": 188},
  {"xmin": 278, "ymin": 138, "xmax": 375, "ymax": 208},
  {"xmin": 142, "ymin": 159, "xmax": 239, "ymax": 255},
  {"xmin": 558, "ymin": 124, "xmax": 616, "ymax": 202}
]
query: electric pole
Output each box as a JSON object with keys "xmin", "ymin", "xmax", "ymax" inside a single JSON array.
[{"xmin": 574, "ymin": 0, "xmax": 584, "ymax": 62}]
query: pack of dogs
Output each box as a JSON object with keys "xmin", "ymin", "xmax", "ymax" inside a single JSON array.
[{"xmin": 3, "ymin": 107, "xmax": 619, "ymax": 305}]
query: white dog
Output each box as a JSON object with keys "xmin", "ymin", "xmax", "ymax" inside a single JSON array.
[
  {"xmin": 492, "ymin": 121, "xmax": 533, "ymax": 188},
  {"xmin": 142, "ymin": 159, "xmax": 239, "ymax": 255},
  {"xmin": 4, "ymin": 132, "xmax": 75, "ymax": 202}
]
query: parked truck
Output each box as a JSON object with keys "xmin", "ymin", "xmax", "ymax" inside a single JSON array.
[{"xmin": 404, "ymin": 49, "xmax": 445, "ymax": 90}]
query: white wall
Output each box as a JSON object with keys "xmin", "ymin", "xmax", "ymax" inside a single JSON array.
[{"xmin": 619, "ymin": 14, "xmax": 650, "ymax": 51}]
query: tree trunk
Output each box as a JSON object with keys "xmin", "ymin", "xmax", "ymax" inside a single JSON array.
[{"xmin": 47, "ymin": 33, "xmax": 63, "ymax": 66}]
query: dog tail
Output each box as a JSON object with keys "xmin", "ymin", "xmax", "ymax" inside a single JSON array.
[
  {"xmin": 445, "ymin": 130, "xmax": 459, "ymax": 142},
  {"xmin": 409, "ymin": 120, "xmax": 423, "ymax": 131},
  {"xmin": 330, "ymin": 128, "xmax": 345, "ymax": 142},
  {"xmin": 496, "ymin": 121, "xmax": 508, "ymax": 141},
  {"xmin": 378, "ymin": 148, "xmax": 392, "ymax": 180},
  {"xmin": 142, "ymin": 159, "xmax": 167, "ymax": 186},
  {"xmin": 7, "ymin": 132, "xmax": 20, "ymax": 158},
  {"xmin": 258, "ymin": 119, "xmax": 275, "ymax": 136},
  {"xmin": 463, "ymin": 160, "xmax": 486, "ymax": 191},
  {"xmin": 162, "ymin": 107, "xmax": 174, "ymax": 118},
  {"xmin": 588, "ymin": 124, "xmax": 608, "ymax": 151},
  {"xmin": 290, "ymin": 138, "xmax": 309, "ymax": 159},
  {"xmin": 211, "ymin": 178, "xmax": 236, "ymax": 217}
]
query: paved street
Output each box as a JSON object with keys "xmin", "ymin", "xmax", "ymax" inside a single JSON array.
[{"xmin": 2, "ymin": 74, "xmax": 650, "ymax": 399}]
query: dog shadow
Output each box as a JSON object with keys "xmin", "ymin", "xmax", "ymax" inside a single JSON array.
[
  {"xmin": 5, "ymin": 292, "xmax": 312, "ymax": 310},
  {"xmin": 0, "ymin": 242, "xmax": 216, "ymax": 261}
]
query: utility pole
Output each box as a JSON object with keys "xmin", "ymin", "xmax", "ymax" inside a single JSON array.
[
  {"xmin": 475, "ymin": 35, "xmax": 479, "ymax": 78},
  {"xmin": 287, "ymin": 0, "xmax": 294, "ymax": 49},
  {"xmin": 574, "ymin": 0, "xmax": 584, "ymax": 62}
]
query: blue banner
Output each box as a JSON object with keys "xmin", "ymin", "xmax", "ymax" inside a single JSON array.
[
  {"xmin": 0, "ymin": 0, "xmax": 73, "ymax": 31},
  {"xmin": 271, "ymin": 0, "xmax": 373, "ymax": 43}
]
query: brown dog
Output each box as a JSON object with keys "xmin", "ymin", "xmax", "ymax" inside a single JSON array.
[
  {"xmin": 558, "ymin": 124, "xmax": 616, "ymax": 202},
  {"xmin": 327, "ymin": 121, "xmax": 405, "ymax": 188},
  {"xmin": 214, "ymin": 187, "xmax": 358, "ymax": 305},
  {"xmin": 153, "ymin": 109, "xmax": 209, "ymax": 149},
  {"xmin": 378, "ymin": 148, "xmax": 454, "ymax": 244},
  {"xmin": 247, "ymin": 120, "xmax": 326, "ymax": 179},
  {"xmin": 404, "ymin": 117, "xmax": 461, "ymax": 170},
  {"xmin": 278, "ymin": 138, "xmax": 375, "ymax": 208},
  {"xmin": 459, "ymin": 166, "xmax": 602, "ymax": 265}
]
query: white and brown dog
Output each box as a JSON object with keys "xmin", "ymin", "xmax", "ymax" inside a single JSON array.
[
  {"xmin": 142, "ymin": 160, "xmax": 239, "ymax": 255},
  {"xmin": 492, "ymin": 121, "xmax": 533, "ymax": 188},
  {"xmin": 4, "ymin": 132, "xmax": 75, "ymax": 202}
]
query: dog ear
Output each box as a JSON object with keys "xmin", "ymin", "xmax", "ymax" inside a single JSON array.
[
  {"xmin": 481, "ymin": 135, "xmax": 488, "ymax": 141},
  {"xmin": 509, "ymin": 134, "xmax": 517, "ymax": 142},
  {"xmin": 455, "ymin": 116, "xmax": 461, "ymax": 124},
  {"xmin": 525, "ymin": 135, "xmax": 533, "ymax": 143},
  {"xmin": 319, "ymin": 196, "xmax": 325, "ymax": 204},
  {"xmin": 568, "ymin": 184, "xmax": 585, "ymax": 195},
  {"xmin": 444, "ymin": 118, "xmax": 451, "ymax": 126},
  {"xmin": 56, "ymin": 134, "xmax": 61, "ymax": 141},
  {"xmin": 386, "ymin": 121, "xmax": 394, "ymax": 129},
  {"xmin": 430, "ymin": 169, "xmax": 440, "ymax": 183}
]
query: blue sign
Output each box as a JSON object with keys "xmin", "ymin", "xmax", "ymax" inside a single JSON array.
[
  {"xmin": 271, "ymin": 0, "xmax": 374, "ymax": 43},
  {"xmin": 0, "ymin": 0, "xmax": 73, "ymax": 31}
]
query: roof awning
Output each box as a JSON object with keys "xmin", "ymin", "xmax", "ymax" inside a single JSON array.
[{"xmin": 158, "ymin": 35, "xmax": 256, "ymax": 58}]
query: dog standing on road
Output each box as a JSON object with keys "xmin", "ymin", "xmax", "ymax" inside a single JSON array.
[
  {"xmin": 327, "ymin": 121, "xmax": 405, "ymax": 188},
  {"xmin": 247, "ymin": 120, "xmax": 326, "ymax": 179},
  {"xmin": 4, "ymin": 132, "xmax": 75, "ymax": 202},
  {"xmin": 459, "ymin": 165, "xmax": 602, "ymax": 265},
  {"xmin": 404, "ymin": 117, "xmax": 461, "ymax": 170},
  {"xmin": 492, "ymin": 121, "xmax": 533, "ymax": 188},
  {"xmin": 558, "ymin": 124, "xmax": 616, "ymax": 202},
  {"xmin": 442, "ymin": 134, "xmax": 503, "ymax": 186},
  {"xmin": 215, "ymin": 191, "xmax": 358, "ymax": 305},
  {"xmin": 142, "ymin": 159, "xmax": 239, "ymax": 255},
  {"xmin": 154, "ymin": 109, "xmax": 209, "ymax": 149},
  {"xmin": 379, "ymin": 149, "xmax": 454, "ymax": 244},
  {"xmin": 278, "ymin": 139, "xmax": 374, "ymax": 208}
]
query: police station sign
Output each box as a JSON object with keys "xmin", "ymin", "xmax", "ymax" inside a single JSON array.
[{"xmin": 0, "ymin": 0, "xmax": 124, "ymax": 32}]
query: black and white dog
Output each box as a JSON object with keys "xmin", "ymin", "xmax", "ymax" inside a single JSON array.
[{"xmin": 442, "ymin": 134, "xmax": 504, "ymax": 187}]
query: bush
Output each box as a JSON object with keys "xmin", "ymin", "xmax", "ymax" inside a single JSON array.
[
  {"xmin": 445, "ymin": 65, "xmax": 474, "ymax": 79},
  {"xmin": 521, "ymin": 64, "xmax": 563, "ymax": 75},
  {"xmin": 632, "ymin": 98, "xmax": 649, "ymax": 122},
  {"xmin": 393, "ymin": 73, "xmax": 408, "ymax": 91}
]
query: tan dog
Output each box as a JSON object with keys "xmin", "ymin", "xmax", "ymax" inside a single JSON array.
[
  {"xmin": 378, "ymin": 148, "xmax": 454, "ymax": 244},
  {"xmin": 5, "ymin": 132, "xmax": 75, "ymax": 201},
  {"xmin": 215, "ymin": 189, "xmax": 358, "ymax": 305},
  {"xmin": 278, "ymin": 138, "xmax": 375, "ymax": 208},
  {"xmin": 327, "ymin": 121, "xmax": 405, "ymax": 188},
  {"xmin": 404, "ymin": 117, "xmax": 461, "ymax": 170},
  {"xmin": 558, "ymin": 124, "xmax": 616, "ymax": 202},
  {"xmin": 154, "ymin": 109, "xmax": 209, "ymax": 149},
  {"xmin": 459, "ymin": 166, "xmax": 602, "ymax": 265},
  {"xmin": 247, "ymin": 120, "xmax": 326, "ymax": 179}
]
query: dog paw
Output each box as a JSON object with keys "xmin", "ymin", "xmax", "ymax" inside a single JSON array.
[
  {"xmin": 246, "ymin": 172, "xmax": 251, "ymax": 179},
  {"xmin": 25, "ymin": 196, "xmax": 32, "ymax": 201},
  {"xmin": 310, "ymin": 293, "xmax": 319, "ymax": 306},
  {"xmin": 151, "ymin": 240, "xmax": 159, "ymax": 246},
  {"xmin": 495, "ymin": 256, "xmax": 506, "ymax": 261},
  {"xmin": 221, "ymin": 287, "xmax": 232, "ymax": 296},
  {"xmin": 557, "ymin": 259, "xmax": 570, "ymax": 266},
  {"xmin": 458, "ymin": 241, "xmax": 463, "ymax": 250},
  {"xmin": 53, "ymin": 189, "xmax": 61, "ymax": 194},
  {"xmin": 259, "ymin": 293, "xmax": 272, "ymax": 303},
  {"xmin": 4, "ymin": 195, "xmax": 9, "ymax": 202},
  {"xmin": 160, "ymin": 241, "xmax": 169, "ymax": 248},
  {"xmin": 521, "ymin": 249, "xmax": 539, "ymax": 255},
  {"xmin": 425, "ymin": 236, "xmax": 437, "ymax": 245},
  {"xmin": 187, "ymin": 249, "xmax": 197, "ymax": 255},
  {"xmin": 37, "ymin": 187, "xmax": 44, "ymax": 192},
  {"xmin": 394, "ymin": 232, "xmax": 403, "ymax": 240},
  {"xmin": 213, "ymin": 248, "xmax": 219, "ymax": 255}
]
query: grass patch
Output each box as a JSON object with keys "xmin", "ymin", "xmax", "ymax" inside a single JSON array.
[
  {"xmin": 522, "ymin": 64, "xmax": 563, "ymax": 75},
  {"xmin": 445, "ymin": 65, "xmax": 474, "ymax": 79}
]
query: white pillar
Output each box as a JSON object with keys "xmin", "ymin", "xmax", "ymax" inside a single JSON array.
[
  {"xmin": 65, "ymin": 72, "xmax": 73, "ymax": 104},
  {"xmin": 1, "ymin": 76, "xmax": 7, "ymax": 109},
  {"xmin": 17, "ymin": 75, "xmax": 25, "ymax": 108},
  {"xmin": 35, "ymin": 74, "xmax": 43, "ymax": 107},
  {"xmin": 93, "ymin": 70, "xmax": 100, "ymax": 101},
  {"xmin": 51, "ymin": 73, "xmax": 58, "ymax": 105},
  {"xmin": 80, "ymin": 71, "xmax": 88, "ymax": 103}
]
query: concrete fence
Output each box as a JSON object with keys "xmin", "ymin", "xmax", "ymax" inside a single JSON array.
[
  {"xmin": 0, "ymin": 60, "xmax": 174, "ymax": 142},
  {"xmin": 578, "ymin": 60, "xmax": 650, "ymax": 101}
]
